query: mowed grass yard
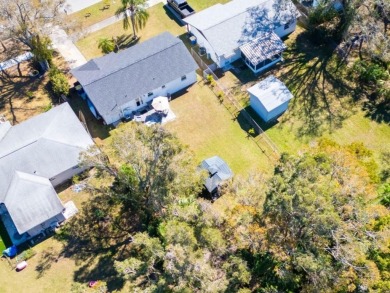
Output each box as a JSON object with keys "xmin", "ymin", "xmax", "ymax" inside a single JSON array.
[
  {"xmin": 218, "ymin": 27, "xmax": 390, "ymax": 161},
  {"xmin": 166, "ymin": 79, "xmax": 273, "ymax": 176},
  {"xmin": 0, "ymin": 187, "xmax": 90, "ymax": 293},
  {"xmin": 70, "ymin": 0, "xmax": 231, "ymax": 29},
  {"xmin": 76, "ymin": 3, "xmax": 186, "ymax": 60}
]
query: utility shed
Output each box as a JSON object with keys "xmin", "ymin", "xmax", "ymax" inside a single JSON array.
[
  {"xmin": 200, "ymin": 156, "xmax": 233, "ymax": 198},
  {"xmin": 247, "ymin": 75, "xmax": 293, "ymax": 122}
]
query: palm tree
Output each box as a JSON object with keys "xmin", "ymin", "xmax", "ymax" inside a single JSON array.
[
  {"xmin": 98, "ymin": 37, "xmax": 116, "ymax": 54},
  {"xmin": 115, "ymin": 0, "xmax": 149, "ymax": 39}
]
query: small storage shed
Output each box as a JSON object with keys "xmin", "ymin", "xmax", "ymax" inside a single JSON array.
[{"xmin": 247, "ymin": 75, "xmax": 293, "ymax": 122}]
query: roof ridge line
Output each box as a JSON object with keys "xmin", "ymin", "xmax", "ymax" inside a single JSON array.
[
  {"xmin": 84, "ymin": 40, "xmax": 182, "ymax": 86},
  {"xmin": 0, "ymin": 139, "xmax": 38, "ymax": 160}
]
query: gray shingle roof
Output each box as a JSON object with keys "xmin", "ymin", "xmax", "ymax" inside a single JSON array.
[
  {"xmin": 200, "ymin": 156, "xmax": 233, "ymax": 192},
  {"xmin": 0, "ymin": 103, "xmax": 95, "ymax": 202},
  {"xmin": 4, "ymin": 172, "xmax": 64, "ymax": 234},
  {"xmin": 240, "ymin": 31, "xmax": 287, "ymax": 65},
  {"xmin": 184, "ymin": 0, "xmax": 298, "ymax": 58},
  {"xmin": 71, "ymin": 32, "xmax": 198, "ymax": 122}
]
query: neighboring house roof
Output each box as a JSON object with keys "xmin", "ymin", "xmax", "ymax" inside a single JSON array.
[
  {"xmin": 240, "ymin": 31, "xmax": 287, "ymax": 66},
  {"xmin": 200, "ymin": 156, "xmax": 233, "ymax": 193},
  {"xmin": 71, "ymin": 32, "xmax": 198, "ymax": 122},
  {"xmin": 184, "ymin": 0, "xmax": 298, "ymax": 58},
  {"xmin": 247, "ymin": 75, "xmax": 293, "ymax": 112},
  {"xmin": 0, "ymin": 103, "xmax": 94, "ymax": 202},
  {"xmin": 3, "ymin": 172, "xmax": 64, "ymax": 234}
]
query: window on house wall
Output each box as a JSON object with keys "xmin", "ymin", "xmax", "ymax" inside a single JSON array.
[{"xmin": 181, "ymin": 75, "xmax": 187, "ymax": 81}]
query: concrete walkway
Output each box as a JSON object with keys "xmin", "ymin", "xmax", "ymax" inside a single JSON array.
[{"xmin": 50, "ymin": 26, "xmax": 87, "ymax": 69}]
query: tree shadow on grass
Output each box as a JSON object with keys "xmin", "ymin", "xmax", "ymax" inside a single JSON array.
[
  {"xmin": 278, "ymin": 31, "xmax": 357, "ymax": 137},
  {"xmin": 35, "ymin": 248, "xmax": 58, "ymax": 279},
  {"xmin": 73, "ymin": 255, "xmax": 125, "ymax": 292}
]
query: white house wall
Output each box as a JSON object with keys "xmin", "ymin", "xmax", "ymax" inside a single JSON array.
[
  {"xmin": 266, "ymin": 102, "xmax": 289, "ymax": 121},
  {"xmin": 50, "ymin": 166, "xmax": 86, "ymax": 187},
  {"xmin": 104, "ymin": 71, "xmax": 197, "ymax": 125},
  {"xmin": 274, "ymin": 20, "xmax": 297, "ymax": 38},
  {"xmin": 188, "ymin": 26, "xmax": 221, "ymax": 67},
  {"xmin": 250, "ymin": 94, "xmax": 269, "ymax": 122},
  {"xmin": 26, "ymin": 213, "xmax": 65, "ymax": 239}
]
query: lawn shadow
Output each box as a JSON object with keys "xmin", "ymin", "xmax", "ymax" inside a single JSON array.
[
  {"xmin": 116, "ymin": 34, "xmax": 139, "ymax": 50},
  {"xmin": 67, "ymin": 89, "xmax": 112, "ymax": 140},
  {"xmin": 362, "ymin": 98, "xmax": 390, "ymax": 124},
  {"xmin": 0, "ymin": 62, "xmax": 46, "ymax": 124},
  {"xmin": 35, "ymin": 248, "xmax": 58, "ymax": 279},
  {"xmin": 73, "ymin": 255, "xmax": 125, "ymax": 291},
  {"xmin": 278, "ymin": 30, "xmax": 356, "ymax": 137}
]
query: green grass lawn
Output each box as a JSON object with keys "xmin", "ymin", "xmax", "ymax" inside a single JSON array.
[
  {"xmin": 67, "ymin": 0, "xmax": 122, "ymax": 28},
  {"xmin": 218, "ymin": 27, "xmax": 390, "ymax": 163},
  {"xmin": 76, "ymin": 3, "xmax": 186, "ymax": 60},
  {"xmin": 187, "ymin": 0, "xmax": 231, "ymax": 11},
  {"xmin": 165, "ymin": 79, "xmax": 274, "ymax": 176},
  {"xmin": 69, "ymin": 0, "xmax": 230, "ymax": 29}
]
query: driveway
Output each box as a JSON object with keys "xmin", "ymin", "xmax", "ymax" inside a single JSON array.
[
  {"xmin": 50, "ymin": 27, "xmax": 87, "ymax": 69},
  {"xmin": 65, "ymin": 0, "xmax": 101, "ymax": 14}
]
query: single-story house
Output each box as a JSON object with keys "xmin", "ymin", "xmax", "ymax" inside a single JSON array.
[
  {"xmin": 183, "ymin": 0, "xmax": 299, "ymax": 73},
  {"xmin": 200, "ymin": 156, "xmax": 233, "ymax": 199},
  {"xmin": 71, "ymin": 32, "xmax": 199, "ymax": 125},
  {"xmin": 248, "ymin": 75, "xmax": 293, "ymax": 122},
  {"xmin": 0, "ymin": 103, "xmax": 95, "ymax": 246}
]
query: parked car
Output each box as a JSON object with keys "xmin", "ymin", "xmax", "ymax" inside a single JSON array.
[{"xmin": 167, "ymin": 0, "xmax": 195, "ymax": 19}]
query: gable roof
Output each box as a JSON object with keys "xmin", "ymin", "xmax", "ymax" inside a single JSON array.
[
  {"xmin": 200, "ymin": 156, "xmax": 233, "ymax": 192},
  {"xmin": 71, "ymin": 32, "xmax": 198, "ymax": 122},
  {"xmin": 247, "ymin": 75, "xmax": 293, "ymax": 112},
  {"xmin": 0, "ymin": 103, "xmax": 95, "ymax": 202},
  {"xmin": 3, "ymin": 172, "xmax": 64, "ymax": 234},
  {"xmin": 184, "ymin": 0, "xmax": 298, "ymax": 58}
]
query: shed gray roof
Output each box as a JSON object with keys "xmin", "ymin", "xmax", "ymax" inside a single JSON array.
[
  {"xmin": 200, "ymin": 156, "xmax": 233, "ymax": 192},
  {"xmin": 0, "ymin": 103, "xmax": 94, "ymax": 202},
  {"xmin": 240, "ymin": 31, "xmax": 287, "ymax": 65},
  {"xmin": 71, "ymin": 32, "xmax": 198, "ymax": 122},
  {"xmin": 4, "ymin": 172, "xmax": 64, "ymax": 234},
  {"xmin": 247, "ymin": 75, "xmax": 293, "ymax": 111},
  {"xmin": 184, "ymin": 0, "xmax": 298, "ymax": 58}
]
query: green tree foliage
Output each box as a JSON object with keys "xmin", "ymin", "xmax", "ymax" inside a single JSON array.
[
  {"xmin": 48, "ymin": 67, "xmax": 70, "ymax": 96},
  {"xmin": 115, "ymin": 0, "xmax": 149, "ymax": 39},
  {"xmin": 97, "ymin": 37, "xmax": 115, "ymax": 54},
  {"xmin": 69, "ymin": 124, "xmax": 389, "ymax": 292},
  {"xmin": 260, "ymin": 140, "xmax": 386, "ymax": 292},
  {"xmin": 31, "ymin": 35, "xmax": 53, "ymax": 65}
]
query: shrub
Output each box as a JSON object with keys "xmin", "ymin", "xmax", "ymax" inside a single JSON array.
[
  {"xmin": 26, "ymin": 91, "xmax": 35, "ymax": 99},
  {"xmin": 49, "ymin": 67, "xmax": 70, "ymax": 96},
  {"xmin": 42, "ymin": 103, "xmax": 52, "ymax": 112},
  {"xmin": 353, "ymin": 61, "xmax": 389, "ymax": 85}
]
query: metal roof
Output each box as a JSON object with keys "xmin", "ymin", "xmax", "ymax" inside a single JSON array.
[
  {"xmin": 71, "ymin": 32, "xmax": 198, "ymax": 123},
  {"xmin": 184, "ymin": 0, "xmax": 298, "ymax": 58},
  {"xmin": 240, "ymin": 31, "xmax": 287, "ymax": 65},
  {"xmin": 200, "ymin": 156, "xmax": 233, "ymax": 192},
  {"xmin": 247, "ymin": 75, "xmax": 293, "ymax": 112}
]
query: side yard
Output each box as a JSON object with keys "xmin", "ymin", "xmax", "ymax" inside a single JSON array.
[
  {"xmin": 165, "ymin": 79, "xmax": 274, "ymax": 176},
  {"xmin": 212, "ymin": 27, "xmax": 390, "ymax": 162}
]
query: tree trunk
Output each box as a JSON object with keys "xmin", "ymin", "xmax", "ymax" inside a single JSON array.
[{"xmin": 130, "ymin": 6, "xmax": 137, "ymax": 39}]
